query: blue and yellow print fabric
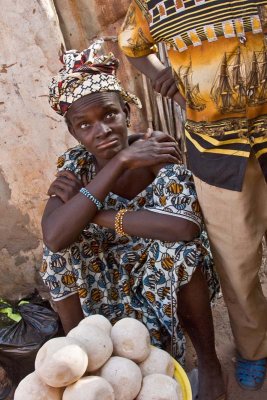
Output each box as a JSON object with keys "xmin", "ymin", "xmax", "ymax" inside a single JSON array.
[{"xmin": 40, "ymin": 145, "xmax": 219, "ymax": 364}]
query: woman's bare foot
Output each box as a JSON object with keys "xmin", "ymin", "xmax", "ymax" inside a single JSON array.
[{"xmin": 198, "ymin": 358, "xmax": 225, "ymax": 400}]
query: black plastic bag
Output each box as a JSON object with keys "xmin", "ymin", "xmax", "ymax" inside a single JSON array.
[{"xmin": 0, "ymin": 291, "xmax": 58, "ymax": 386}]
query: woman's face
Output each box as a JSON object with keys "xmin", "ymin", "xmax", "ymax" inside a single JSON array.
[{"xmin": 66, "ymin": 92, "xmax": 130, "ymax": 163}]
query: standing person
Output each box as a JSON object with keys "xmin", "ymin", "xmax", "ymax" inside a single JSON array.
[
  {"xmin": 118, "ymin": 0, "xmax": 267, "ymax": 391},
  {"xmin": 41, "ymin": 41, "xmax": 225, "ymax": 399}
]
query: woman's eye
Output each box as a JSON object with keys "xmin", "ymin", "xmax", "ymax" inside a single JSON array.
[
  {"xmin": 80, "ymin": 123, "xmax": 92, "ymax": 129},
  {"xmin": 106, "ymin": 112, "xmax": 116, "ymax": 120}
]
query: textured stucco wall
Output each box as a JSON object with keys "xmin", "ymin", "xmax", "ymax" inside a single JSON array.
[
  {"xmin": 0, "ymin": 0, "xmax": 75, "ymax": 298},
  {"xmin": 0, "ymin": 0, "xmax": 147, "ymax": 299}
]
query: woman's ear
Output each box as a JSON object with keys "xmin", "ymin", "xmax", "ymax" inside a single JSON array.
[
  {"xmin": 123, "ymin": 102, "xmax": 131, "ymax": 126},
  {"xmin": 123, "ymin": 102, "xmax": 130, "ymax": 116}
]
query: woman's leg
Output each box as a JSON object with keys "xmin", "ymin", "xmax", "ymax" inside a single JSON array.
[
  {"xmin": 54, "ymin": 293, "xmax": 84, "ymax": 334},
  {"xmin": 40, "ymin": 245, "xmax": 85, "ymax": 335},
  {"xmin": 178, "ymin": 267, "xmax": 225, "ymax": 400}
]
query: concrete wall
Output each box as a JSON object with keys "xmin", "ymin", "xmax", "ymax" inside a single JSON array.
[{"xmin": 0, "ymin": 0, "xmax": 147, "ymax": 299}]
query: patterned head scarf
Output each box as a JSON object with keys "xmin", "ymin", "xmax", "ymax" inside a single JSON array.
[{"xmin": 49, "ymin": 39, "xmax": 142, "ymax": 116}]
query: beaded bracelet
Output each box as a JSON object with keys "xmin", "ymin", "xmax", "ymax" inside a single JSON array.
[
  {"xmin": 114, "ymin": 209, "xmax": 130, "ymax": 236},
  {"xmin": 80, "ymin": 188, "xmax": 103, "ymax": 210}
]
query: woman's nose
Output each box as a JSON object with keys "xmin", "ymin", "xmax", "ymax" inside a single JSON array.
[{"xmin": 95, "ymin": 122, "xmax": 111, "ymax": 138}]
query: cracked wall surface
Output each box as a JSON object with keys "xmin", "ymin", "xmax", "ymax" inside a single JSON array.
[{"xmin": 0, "ymin": 0, "xmax": 147, "ymax": 299}]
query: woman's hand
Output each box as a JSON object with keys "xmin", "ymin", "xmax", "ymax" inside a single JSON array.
[
  {"xmin": 117, "ymin": 136, "xmax": 181, "ymax": 170},
  {"xmin": 145, "ymin": 130, "xmax": 182, "ymax": 159},
  {"xmin": 128, "ymin": 130, "xmax": 182, "ymax": 162},
  {"xmin": 128, "ymin": 130, "xmax": 177, "ymax": 145},
  {"xmin": 47, "ymin": 170, "xmax": 84, "ymax": 203}
]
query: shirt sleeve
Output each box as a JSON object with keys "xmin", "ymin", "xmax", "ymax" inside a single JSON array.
[
  {"xmin": 145, "ymin": 164, "xmax": 203, "ymax": 231},
  {"xmin": 118, "ymin": 0, "xmax": 158, "ymax": 58},
  {"xmin": 40, "ymin": 246, "xmax": 79, "ymax": 301},
  {"xmin": 56, "ymin": 144, "xmax": 95, "ymax": 182}
]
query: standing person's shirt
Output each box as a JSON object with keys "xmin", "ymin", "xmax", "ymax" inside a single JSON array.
[{"xmin": 119, "ymin": 1, "xmax": 267, "ymax": 191}]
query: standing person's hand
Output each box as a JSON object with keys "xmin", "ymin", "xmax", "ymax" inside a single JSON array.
[
  {"xmin": 47, "ymin": 170, "xmax": 85, "ymax": 203},
  {"xmin": 152, "ymin": 66, "xmax": 186, "ymax": 109},
  {"xmin": 117, "ymin": 135, "xmax": 180, "ymax": 169}
]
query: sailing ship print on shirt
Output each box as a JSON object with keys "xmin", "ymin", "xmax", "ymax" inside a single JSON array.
[
  {"xmin": 175, "ymin": 60, "xmax": 206, "ymax": 111},
  {"xmin": 247, "ymin": 48, "xmax": 267, "ymax": 106},
  {"xmin": 122, "ymin": 3, "xmax": 154, "ymax": 57},
  {"xmin": 210, "ymin": 48, "xmax": 247, "ymax": 113},
  {"xmin": 176, "ymin": 46, "xmax": 267, "ymax": 113},
  {"xmin": 211, "ymin": 46, "xmax": 267, "ymax": 113}
]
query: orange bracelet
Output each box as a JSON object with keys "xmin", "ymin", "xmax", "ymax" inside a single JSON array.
[{"xmin": 114, "ymin": 209, "xmax": 129, "ymax": 236}]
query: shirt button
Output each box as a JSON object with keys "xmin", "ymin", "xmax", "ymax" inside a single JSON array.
[
  {"xmin": 250, "ymin": 135, "xmax": 255, "ymax": 143},
  {"xmin": 239, "ymin": 36, "xmax": 247, "ymax": 44}
]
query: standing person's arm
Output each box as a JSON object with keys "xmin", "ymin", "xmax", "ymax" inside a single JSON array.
[
  {"xmin": 127, "ymin": 54, "xmax": 185, "ymax": 108},
  {"xmin": 54, "ymin": 294, "xmax": 84, "ymax": 334},
  {"xmin": 118, "ymin": 1, "xmax": 185, "ymax": 108}
]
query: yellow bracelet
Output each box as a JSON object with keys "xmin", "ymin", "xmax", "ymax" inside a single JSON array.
[{"xmin": 114, "ymin": 209, "xmax": 129, "ymax": 236}]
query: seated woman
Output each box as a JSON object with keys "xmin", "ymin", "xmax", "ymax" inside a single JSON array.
[{"xmin": 41, "ymin": 40, "xmax": 224, "ymax": 400}]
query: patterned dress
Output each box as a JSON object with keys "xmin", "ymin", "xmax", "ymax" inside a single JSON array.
[{"xmin": 40, "ymin": 145, "xmax": 219, "ymax": 364}]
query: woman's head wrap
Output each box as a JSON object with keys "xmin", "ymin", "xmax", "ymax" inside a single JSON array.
[{"xmin": 49, "ymin": 39, "xmax": 142, "ymax": 116}]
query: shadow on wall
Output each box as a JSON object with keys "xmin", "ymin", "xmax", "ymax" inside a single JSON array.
[
  {"xmin": 0, "ymin": 168, "xmax": 39, "ymax": 256},
  {"xmin": 0, "ymin": 168, "xmax": 41, "ymax": 298}
]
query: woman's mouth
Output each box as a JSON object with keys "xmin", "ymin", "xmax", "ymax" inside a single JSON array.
[{"xmin": 97, "ymin": 138, "xmax": 119, "ymax": 150}]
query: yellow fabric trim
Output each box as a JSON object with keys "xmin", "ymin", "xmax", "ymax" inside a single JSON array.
[
  {"xmin": 185, "ymin": 130, "xmax": 250, "ymax": 157},
  {"xmin": 253, "ymin": 136, "xmax": 267, "ymax": 145},
  {"xmin": 251, "ymin": 135, "xmax": 267, "ymax": 159},
  {"xmin": 255, "ymin": 147, "xmax": 267, "ymax": 158},
  {"xmin": 192, "ymin": 132, "xmax": 248, "ymax": 146}
]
